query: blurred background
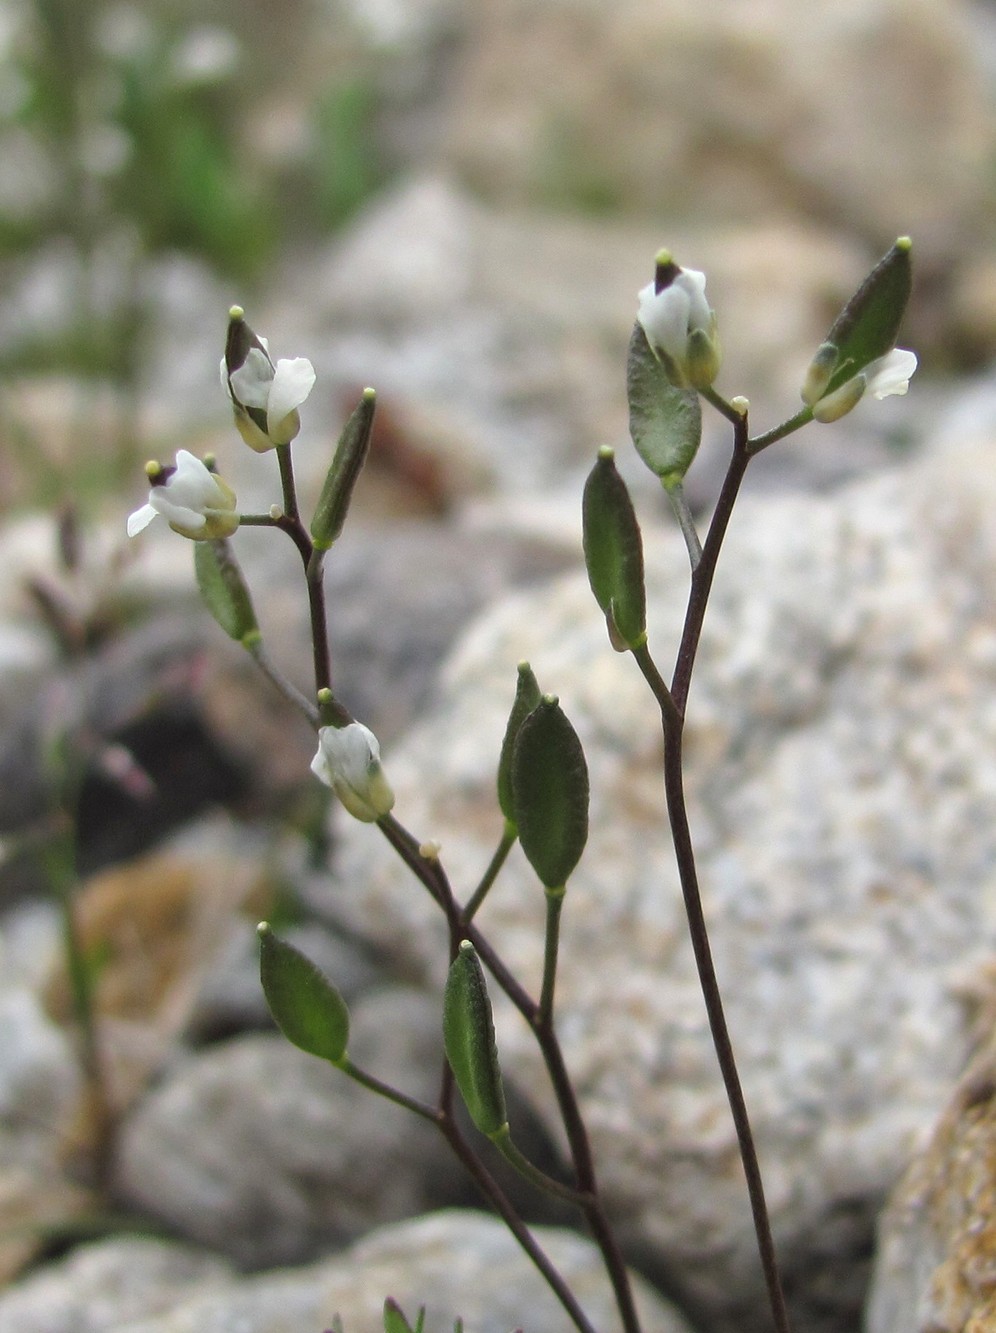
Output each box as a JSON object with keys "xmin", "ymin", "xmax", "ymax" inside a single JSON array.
[
  {"xmin": 0, "ymin": 0, "xmax": 993, "ymax": 517},
  {"xmin": 1, "ymin": 1, "xmax": 996, "ymax": 1322}
]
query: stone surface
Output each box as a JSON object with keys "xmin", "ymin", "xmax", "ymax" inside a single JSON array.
[
  {"xmin": 0, "ymin": 974, "xmax": 88, "ymax": 1282},
  {"xmin": 440, "ymin": 0, "xmax": 995, "ymax": 259},
  {"xmin": 312, "ymin": 415, "xmax": 996, "ymax": 1333},
  {"xmin": 865, "ymin": 977, "xmax": 996, "ymax": 1333},
  {"xmin": 112, "ymin": 989, "xmax": 469, "ymax": 1267},
  {"xmin": 0, "ymin": 1211, "xmax": 690, "ymax": 1333},
  {"xmin": 0, "ymin": 1236, "xmax": 232, "ymax": 1333}
]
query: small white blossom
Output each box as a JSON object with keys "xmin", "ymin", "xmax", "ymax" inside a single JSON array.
[
  {"xmin": 812, "ymin": 347, "xmax": 917, "ymax": 423},
  {"xmin": 637, "ymin": 255, "xmax": 720, "ymax": 389},
  {"xmin": 222, "ymin": 307, "xmax": 316, "ymax": 452},
  {"xmin": 127, "ymin": 450, "xmax": 238, "ymax": 540},
  {"xmin": 311, "ymin": 722, "xmax": 395, "ymax": 823}
]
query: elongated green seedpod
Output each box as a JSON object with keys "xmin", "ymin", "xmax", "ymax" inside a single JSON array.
[
  {"xmin": 626, "ymin": 322, "xmax": 702, "ymax": 491},
  {"xmin": 258, "ymin": 922, "xmax": 350, "ymax": 1064},
  {"xmin": 310, "ymin": 388, "xmax": 377, "ymax": 551},
  {"xmin": 496, "ymin": 662, "xmax": 542, "ymax": 824},
  {"xmin": 512, "ymin": 695, "xmax": 589, "ymax": 890},
  {"xmin": 820, "ymin": 237, "xmax": 913, "ymax": 397},
  {"xmin": 582, "ymin": 447, "xmax": 647, "ymax": 651},
  {"xmin": 443, "ymin": 940, "xmax": 508, "ymax": 1137},
  {"xmin": 194, "ymin": 538, "xmax": 260, "ymax": 648}
]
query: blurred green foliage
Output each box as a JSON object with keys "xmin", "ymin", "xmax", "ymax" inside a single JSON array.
[{"xmin": 0, "ymin": 0, "xmax": 394, "ymax": 510}]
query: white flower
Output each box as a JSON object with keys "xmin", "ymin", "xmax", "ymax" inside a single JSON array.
[
  {"xmin": 812, "ymin": 347, "xmax": 917, "ymax": 423},
  {"xmin": 127, "ymin": 450, "xmax": 239, "ymax": 540},
  {"xmin": 310, "ymin": 722, "xmax": 395, "ymax": 823},
  {"xmin": 637, "ymin": 254, "xmax": 720, "ymax": 389},
  {"xmin": 221, "ymin": 307, "xmax": 316, "ymax": 452}
]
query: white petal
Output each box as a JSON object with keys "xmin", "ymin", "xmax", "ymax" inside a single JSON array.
[
  {"xmin": 151, "ymin": 495, "xmax": 208, "ymax": 531},
  {"xmin": 127, "ymin": 503, "xmax": 157, "ymax": 537},
  {"xmin": 164, "ymin": 450, "xmax": 223, "ymax": 510},
  {"xmin": 676, "ymin": 269, "xmax": 712, "ymax": 333},
  {"xmin": 229, "ymin": 347, "xmax": 275, "ymax": 409},
  {"xmin": 866, "ymin": 348, "xmax": 917, "ymax": 399},
  {"xmin": 310, "ymin": 723, "xmax": 392, "ymax": 821},
  {"xmin": 637, "ymin": 282, "xmax": 691, "ymax": 363},
  {"xmin": 267, "ymin": 357, "xmax": 316, "ymax": 435}
]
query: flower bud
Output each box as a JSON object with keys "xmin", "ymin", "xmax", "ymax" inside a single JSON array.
[
  {"xmin": 310, "ymin": 722, "xmax": 394, "ymax": 822},
  {"xmin": 812, "ymin": 374, "xmax": 866, "ymax": 423},
  {"xmin": 800, "ymin": 342, "xmax": 840, "ymax": 406},
  {"xmin": 637, "ymin": 252, "xmax": 720, "ymax": 389},
  {"xmin": 221, "ymin": 306, "xmax": 316, "ymax": 452}
]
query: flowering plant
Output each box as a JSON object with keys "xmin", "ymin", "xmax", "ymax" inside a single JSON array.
[{"xmin": 125, "ymin": 238, "xmax": 916, "ymax": 1333}]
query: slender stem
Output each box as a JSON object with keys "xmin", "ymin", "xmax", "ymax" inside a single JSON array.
[
  {"xmin": 437, "ymin": 1117, "xmax": 600, "ymax": 1333},
  {"xmin": 700, "ymin": 384, "xmax": 745, "ymax": 426},
  {"xmin": 306, "ymin": 552, "xmax": 333, "ymax": 694},
  {"xmin": 489, "ymin": 1123, "xmax": 588, "ymax": 1206},
  {"xmin": 665, "ymin": 482, "xmax": 703, "ymax": 572},
  {"xmin": 538, "ymin": 887, "xmax": 565, "ymax": 1027},
  {"xmin": 237, "ymin": 513, "xmax": 281, "ymax": 527},
  {"xmin": 651, "ymin": 407, "xmax": 792, "ymax": 1333},
  {"xmin": 662, "ymin": 727, "xmax": 790, "ymax": 1333},
  {"xmin": 43, "ymin": 827, "xmax": 113, "ymax": 1190},
  {"xmin": 275, "ymin": 443, "xmax": 301, "ymax": 525},
  {"xmin": 671, "ymin": 420, "xmax": 751, "ymax": 713},
  {"xmin": 246, "ymin": 641, "xmax": 319, "ymax": 725},
  {"xmin": 338, "ymin": 1057, "xmax": 438, "ymax": 1122},
  {"xmin": 463, "ymin": 823, "xmax": 518, "ymax": 922},
  {"xmin": 748, "ymin": 406, "xmax": 813, "ymax": 455}
]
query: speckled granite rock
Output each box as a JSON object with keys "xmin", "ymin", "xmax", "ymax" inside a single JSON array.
[
  {"xmin": 0, "ymin": 1211, "xmax": 689, "ymax": 1333},
  {"xmin": 311, "ymin": 417, "xmax": 996, "ymax": 1333}
]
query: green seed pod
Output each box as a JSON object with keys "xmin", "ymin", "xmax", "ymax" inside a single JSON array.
[
  {"xmin": 310, "ymin": 388, "xmax": 377, "ymax": 551},
  {"xmin": 496, "ymin": 662, "xmax": 542, "ymax": 824},
  {"xmin": 512, "ymin": 695, "xmax": 589, "ymax": 890},
  {"xmin": 582, "ymin": 447, "xmax": 647, "ymax": 652},
  {"xmin": 194, "ymin": 538, "xmax": 260, "ymax": 648},
  {"xmin": 443, "ymin": 940, "xmax": 508, "ymax": 1138},
  {"xmin": 821, "ymin": 236, "xmax": 913, "ymax": 397},
  {"xmin": 258, "ymin": 922, "xmax": 350, "ymax": 1064},
  {"xmin": 627, "ymin": 322, "xmax": 702, "ymax": 491}
]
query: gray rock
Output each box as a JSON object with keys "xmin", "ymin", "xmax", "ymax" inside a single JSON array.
[
  {"xmin": 113, "ymin": 989, "xmax": 469, "ymax": 1267},
  {"xmin": 0, "ymin": 1237, "xmax": 232, "ymax": 1333},
  {"xmin": 25, "ymin": 1211, "xmax": 689, "ymax": 1333},
  {"xmin": 313, "ymin": 423, "xmax": 996, "ymax": 1333}
]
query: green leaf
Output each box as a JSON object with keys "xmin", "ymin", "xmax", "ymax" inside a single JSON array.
[
  {"xmin": 383, "ymin": 1299, "xmax": 418, "ymax": 1333},
  {"xmin": 823, "ymin": 236, "xmax": 913, "ymax": 395},
  {"xmin": 257, "ymin": 923, "xmax": 350, "ymax": 1064},
  {"xmin": 626, "ymin": 322, "xmax": 702, "ymax": 490},
  {"xmin": 194, "ymin": 539, "xmax": 260, "ymax": 646},
  {"xmin": 582, "ymin": 447, "xmax": 647, "ymax": 651},
  {"xmin": 310, "ymin": 388, "xmax": 377, "ymax": 550},
  {"xmin": 443, "ymin": 941, "xmax": 508, "ymax": 1137},
  {"xmin": 496, "ymin": 662, "xmax": 542, "ymax": 824},
  {"xmin": 512, "ymin": 696, "xmax": 589, "ymax": 889}
]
